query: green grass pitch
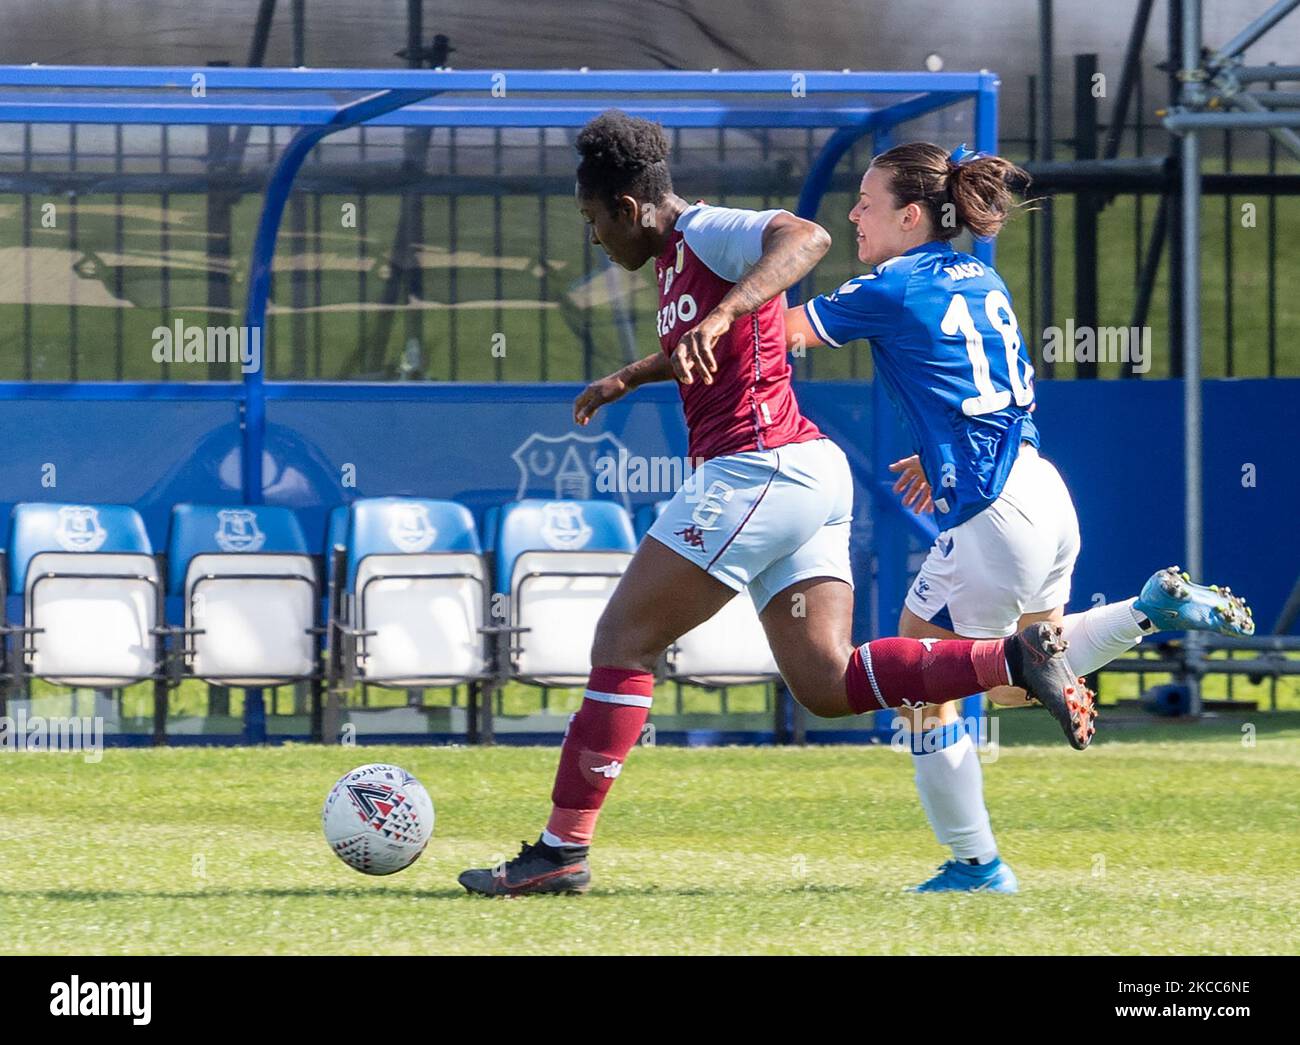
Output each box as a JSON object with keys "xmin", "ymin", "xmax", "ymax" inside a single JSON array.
[{"xmin": 2, "ymin": 709, "xmax": 1297, "ymax": 955}]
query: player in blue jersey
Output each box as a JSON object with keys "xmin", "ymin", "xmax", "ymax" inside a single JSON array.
[{"xmin": 775, "ymin": 141, "xmax": 1254, "ymax": 894}]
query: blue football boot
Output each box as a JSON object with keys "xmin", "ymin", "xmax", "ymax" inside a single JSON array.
[
  {"xmin": 1134, "ymin": 566, "xmax": 1254, "ymax": 637},
  {"xmin": 912, "ymin": 857, "xmax": 1020, "ymax": 894}
]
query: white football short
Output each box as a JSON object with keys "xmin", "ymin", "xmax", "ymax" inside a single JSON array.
[
  {"xmin": 647, "ymin": 437, "xmax": 853, "ymax": 612},
  {"xmin": 904, "ymin": 446, "xmax": 1081, "ymax": 638}
]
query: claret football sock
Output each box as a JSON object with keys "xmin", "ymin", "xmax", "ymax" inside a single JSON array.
[
  {"xmin": 844, "ymin": 636, "xmax": 1009, "ymax": 715},
  {"xmin": 543, "ymin": 666, "xmax": 653, "ymax": 847}
]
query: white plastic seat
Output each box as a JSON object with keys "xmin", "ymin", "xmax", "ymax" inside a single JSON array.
[
  {"xmin": 669, "ymin": 590, "xmax": 779, "ymax": 684},
  {"xmin": 26, "ymin": 551, "xmax": 158, "ymax": 686},
  {"xmin": 355, "ymin": 552, "xmax": 488, "ymax": 685},
  {"xmin": 510, "ymin": 549, "xmax": 631, "ymax": 684},
  {"xmin": 185, "ymin": 553, "xmax": 315, "ymax": 684}
]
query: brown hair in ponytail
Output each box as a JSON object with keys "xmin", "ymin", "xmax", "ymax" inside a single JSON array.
[{"xmin": 869, "ymin": 142, "xmax": 1031, "ymax": 241}]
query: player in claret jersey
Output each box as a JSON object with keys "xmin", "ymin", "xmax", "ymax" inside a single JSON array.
[
  {"xmin": 458, "ymin": 113, "xmax": 1092, "ymax": 898},
  {"xmin": 783, "ymin": 142, "xmax": 1255, "ymax": 893}
]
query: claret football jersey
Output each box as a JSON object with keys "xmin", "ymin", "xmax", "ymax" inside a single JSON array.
[{"xmin": 654, "ymin": 203, "xmax": 822, "ymax": 461}]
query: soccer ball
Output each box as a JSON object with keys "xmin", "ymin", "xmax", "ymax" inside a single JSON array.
[{"xmin": 322, "ymin": 763, "xmax": 435, "ymax": 875}]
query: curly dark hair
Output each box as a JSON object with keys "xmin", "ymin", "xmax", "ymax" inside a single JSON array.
[{"xmin": 576, "ymin": 109, "xmax": 673, "ymax": 209}]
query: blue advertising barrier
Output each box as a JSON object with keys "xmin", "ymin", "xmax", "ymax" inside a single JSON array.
[{"xmin": 0, "ymin": 377, "xmax": 1292, "ymax": 636}]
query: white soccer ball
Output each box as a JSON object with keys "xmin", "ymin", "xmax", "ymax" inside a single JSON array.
[{"xmin": 322, "ymin": 763, "xmax": 435, "ymax": 875}]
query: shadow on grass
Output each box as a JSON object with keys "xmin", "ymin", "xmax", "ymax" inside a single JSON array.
[
  {"xmin": 0, "ymin": 882, "xmax": 874, "ymax": 903},
  {"xmin": 582, "ymin": 882, "xmax": 868, "ymax": 899},
  {"xmin": 0, "ymin": 886, "xmax": 468, "ymax": 902}
]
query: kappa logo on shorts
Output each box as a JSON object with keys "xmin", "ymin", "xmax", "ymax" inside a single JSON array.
[{"xmin": 675, "ymin": 524, "xmax": 706, "ymax": 551}]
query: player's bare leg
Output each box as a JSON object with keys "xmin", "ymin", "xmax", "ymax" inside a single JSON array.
[
  {"xmin": 586, "ymin": 535, "xmax": 739, "ymax": 671},
  {"xmin": 458, "ymin": 537, "xmax": 736, "ymax": 896},
  {"xmin": 757, "ymin": 576, "xmax": 857, "ymax": 718}
]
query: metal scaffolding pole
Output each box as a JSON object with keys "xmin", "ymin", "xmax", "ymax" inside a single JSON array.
[
  {"xmin": 1162, "ymin": 0, "xmax": 1300, "ymax": 712},
  {"xmin": 1181, "ymin": 0, "xmax": 1204, "ymax": 714},
  {"xmin": 1237, "ymin": 64, "xmax": 1300, "ymax": 81},
  {"xmin": 1212, "ymin": 0, "xmax": 1300, "ymax": 62},
  {"xmin": 1224, "ymin": 90, "xmax": 1300, "ymax": 161}
]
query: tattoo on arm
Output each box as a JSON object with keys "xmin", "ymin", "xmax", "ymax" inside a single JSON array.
[{"xmin": 714, "ymin": 220, "xmax": 830, "ymax": 322}]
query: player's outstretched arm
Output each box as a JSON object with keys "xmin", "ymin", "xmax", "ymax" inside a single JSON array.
[
  {"xmin": 782, "ymin": 304, "xmax": 827, "ymax": 353},
  {"xmin": 573, "ymin": 350, "xmax": 674, "ymax": 426}
]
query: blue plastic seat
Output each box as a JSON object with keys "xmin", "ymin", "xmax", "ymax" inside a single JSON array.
[
  {"xmin": 167, "ymin": 504, "xmax": 317, "ymax": 685},
  {"xmin": 632, "ymin": 501, "xmax": 666, "ymax": 539},
  {"xmin": 336, "ymin": 498, "xmax": 489, "ymax": 687},
  {"xmin": 494, "ymin": 499, "xmax": 636, "ymax": 684},
  {"xmin": 325, "ymin": 504, "xmax": 350, "ymax": 557},
  {"xmin": 6, "ymin": 502, "xmax": 160, "ymax": 685}
]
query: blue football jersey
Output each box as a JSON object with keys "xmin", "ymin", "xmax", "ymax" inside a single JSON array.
[{"xmin": 804, "ymin": 240, "xmax": 1038, "ymax": 528}]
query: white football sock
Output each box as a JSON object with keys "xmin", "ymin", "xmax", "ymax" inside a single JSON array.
[
  {"xmin": 1059, "ymin": 598, "xmax": 1152, "ymax": 676},
  {"xmin": 911, "ymin": 725, "xmax": 998, "ymax": 864}
]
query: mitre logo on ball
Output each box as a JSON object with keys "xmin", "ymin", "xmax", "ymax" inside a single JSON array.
[{"xmin": 322, "ymin": 764, "xmax": 434, "ymax": 876}]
